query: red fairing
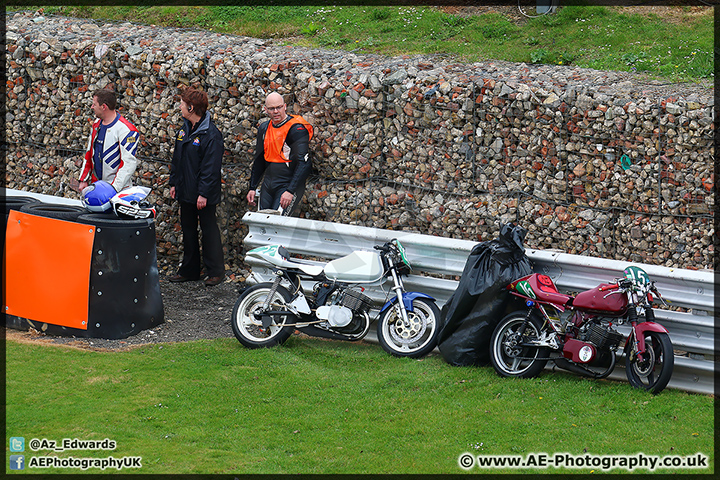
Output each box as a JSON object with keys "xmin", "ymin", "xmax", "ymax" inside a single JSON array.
[
  {"xmin": 572, "ymin": 283, "xmax": 628, "ymax": 314},
  {"xmin": 507, "ymin": 274, "xmax": 533, "ymax": 291},
  {"xmin": 528, "ymin": 274, "xmax": 572, "ymax": 305}
]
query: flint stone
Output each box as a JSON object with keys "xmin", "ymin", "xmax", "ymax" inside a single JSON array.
[
  {"xmin": 382, "ymin": 69, "xmax": 407, "ymax": 85},
  {"xmin": 665, "ymin": 103, "xmax": 682, "ymax": 115},
  {"xmin": 126, "ymin": 45, "xmax": 142, "ymax": 56}
]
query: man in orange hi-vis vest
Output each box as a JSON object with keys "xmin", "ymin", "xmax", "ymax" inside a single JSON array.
[{"xmin": 246, "ymin": 92, "xmax": 313, "ymax": 216}]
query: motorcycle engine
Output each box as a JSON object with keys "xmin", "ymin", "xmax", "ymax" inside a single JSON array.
[
  {"xmin": 316, "ymin": 305, "xmax": 353, "ymax": 327},
  {"xmin": 338, "ymin": 289, "xmax": 373, "ymax": 313},
  {"xmin": 314, "ymin": 286, "xmax": 373, "ymax": 331},
  {"xmin": 582, "ymin": 322, "xmax": 624, "ymax": 350}
]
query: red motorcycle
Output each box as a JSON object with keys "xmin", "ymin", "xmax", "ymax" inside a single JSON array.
[{"xmin": 489, "ymin": 266, "xmax": 674, "ymax": 394}]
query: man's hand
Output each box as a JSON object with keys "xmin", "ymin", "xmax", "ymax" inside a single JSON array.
[
  {"xmin": 78, "ymin": 181, "xmax": 89, "ymax": 192},
  {"xmin": 280, "ymin": 191, "xmax": 294, "ymax": 209},
  {"xmin": 197, "ymin": 195, "xmax": 207, "ymax": 210},
  {"xmin": 246, "ymin": 189, "xmax": 257, "ymax": 206},
  {"xmin": 169, "ymin": 186, "xmax": 176, "ymax": 199}
]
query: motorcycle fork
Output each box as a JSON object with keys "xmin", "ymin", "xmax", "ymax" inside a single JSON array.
[
  {"xmin": 626, "ymin": 305, "xmax": 647, "ymax": 363},
  {"xmin": 388, "ymin": 264, "xmax": 411, "ymax": 325}
]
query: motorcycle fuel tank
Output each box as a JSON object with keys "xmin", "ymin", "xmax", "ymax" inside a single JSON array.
[
  {"xmin": 572, "ymin": 283, "xmax": 628, "ymax": 314},
  {"xmin": 324, "ymin": 250, "xmax": 384, "ymax": 283}
]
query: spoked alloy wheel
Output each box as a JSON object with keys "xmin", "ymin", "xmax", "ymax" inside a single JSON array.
[
  {"xmin": 625, "ymin": 331, "xmax": 674, "ymax": 394},
  {"xmin": 377, "ymin": 298, "xmax": 440, "ymax": 358},
  {"xmin": 490, "ymin": 311, "xmax": 549, "ymax": 378},
  {"xmin": 231, "ymin": 283, "xmax": 294, "ymax": 348}
]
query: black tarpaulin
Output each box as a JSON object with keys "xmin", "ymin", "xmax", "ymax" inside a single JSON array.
[{"xmin": 437, "ymin": 223, "xmax": 532, "ymax": 366}]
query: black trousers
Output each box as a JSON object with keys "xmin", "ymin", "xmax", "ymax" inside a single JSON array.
[
  {"xmin": 258, "ymin": 163, "xmax": 306, "ymax": 216},
  {"xmin": 178, "ymin": 202, "xmax": 224, "ymax": 279}
]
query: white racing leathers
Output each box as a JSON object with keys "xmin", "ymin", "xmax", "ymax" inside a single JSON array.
[{"xmin": 79, "ymin": 114, "xmax": 139, "ymax": 192}]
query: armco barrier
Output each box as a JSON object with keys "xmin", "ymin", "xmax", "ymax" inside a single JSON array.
[
  {"xmin": 3, "ymin": 188, "xmax": 164, "ymax": 338},
  {"xmin": 242, "ymin": 211, "xmax": 715, "ymax": 395}
]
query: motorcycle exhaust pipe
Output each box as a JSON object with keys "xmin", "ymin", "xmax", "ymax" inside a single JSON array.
[
  {"xmin": 553, "ymin": 357, "xmax": 606, "ymax": 379},
  {"xmin": 297, "ymin": 324, "xmax": 355, "ymax": 342}
]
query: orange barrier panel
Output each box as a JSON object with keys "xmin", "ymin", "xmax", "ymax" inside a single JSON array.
[{"xmin": 3, "ymin": 210, "xmax": 95, "ymax": 329}]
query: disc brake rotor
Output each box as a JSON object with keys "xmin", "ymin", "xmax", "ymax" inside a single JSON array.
[
  {"xmin": 389, "ymin": 308, "xmax": 427, "ymax": 345},
  {"xmin": 633, "ymin": 345, "xmax": 657, "ymax": 377}
]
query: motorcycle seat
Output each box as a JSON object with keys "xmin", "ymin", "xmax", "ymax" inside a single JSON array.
[
  {"xmin": 287, "ymin": 262, "xmax": 325, "ymax": 277},
  {"xmin": 245, "ymin": 245, "xmax": 325, "ymax": 277}
]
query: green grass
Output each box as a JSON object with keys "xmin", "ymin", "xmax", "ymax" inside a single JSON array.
[
  {"xmin": 9, "ymin": 4, "xmax": 713, "ymax": 83},
  {"xmin": 5, "ymin": 337, "xmax": 714, "ymax": 474}
]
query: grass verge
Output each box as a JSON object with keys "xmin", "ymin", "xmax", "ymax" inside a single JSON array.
[
  {"xmin": 9, "ymin": 4, "xmax": 713, "ymax": 83},
  {"xmin": 5, "ymin": 336, "xmax": 714, "ymax": 475}
]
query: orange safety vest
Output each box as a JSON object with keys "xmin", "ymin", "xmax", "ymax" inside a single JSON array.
[{"xmin": 263, "ymin": 115, "xmax": 314, "ymax": 163}]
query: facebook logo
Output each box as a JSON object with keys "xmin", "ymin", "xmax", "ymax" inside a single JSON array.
[
  {"xmin": 9, "ymin": 436, "xmax": 25, "ymax": 452},
  {"xmin": 9, "ymin": 455, "xmax": 25, "ymax": 470}
]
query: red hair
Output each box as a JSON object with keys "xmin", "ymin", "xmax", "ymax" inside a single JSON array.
[{"xmin": 180, "ymin": 87, "xmax": 208, "ymax": 117}]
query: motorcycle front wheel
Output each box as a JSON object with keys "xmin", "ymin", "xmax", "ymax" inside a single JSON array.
[
  {"xmin": 490, "ymin": 311, "xmax": 549, "ymax": 378},
  {"xmin": 231, "ymin": 283, "xmax": 295, "ymax": 349},
  {"xmin": 625, "ymin": 331, "xmax": 674, "ymax": 394},
  {"xmin": 377, "ymin": 298, "xmax": 440, "ymax": 358}
]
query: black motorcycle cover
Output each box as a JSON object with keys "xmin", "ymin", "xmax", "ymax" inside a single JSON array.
[{"xmin": 437, "ymin": 223, "xmax": 532, "ymax": 366}]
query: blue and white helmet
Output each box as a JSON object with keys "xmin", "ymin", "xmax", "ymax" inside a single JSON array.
[
  {"xmin": 82, "ymin": 181, "xmax": 116, "ymax": 212},
  {"xmin": 110, "ymin": 186, "xmax": 156, "ymax": 219}
]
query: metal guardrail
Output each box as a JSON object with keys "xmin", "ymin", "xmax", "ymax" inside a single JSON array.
[{"xmin": 243, "ymin": 211, "xmax": 715, "ymax": 395}]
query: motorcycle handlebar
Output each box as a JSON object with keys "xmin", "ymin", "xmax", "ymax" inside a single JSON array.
[{"xmin": 374, "ymin": 241, "xmax": 396, "ymax": 253}]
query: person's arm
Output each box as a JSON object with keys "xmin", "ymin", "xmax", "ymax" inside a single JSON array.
[
  {"xmin": 197, "ymin": 127, "xmax": 225, "ymax": 205},
  {"xmin": 111, "ymin": 119, "xmax": 140, "ymax": 191},
  {"xmin": 284, "ymin": 123, "xmax": 312, "ymax": 195}
]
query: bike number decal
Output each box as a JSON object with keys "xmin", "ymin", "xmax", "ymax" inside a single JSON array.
[
  {"xmin": 537, "ymin": 274, "xmax": 558, "ymax": 294},
  {"xmin": 250, "ymin": 245, "xmax": 279, "ymax": 257},
  {"xmin": 516, "ymin": 280, "xmax": 536, "ymax": 299},
  {"xmin": 623, "ymin": 266, "xmax": 650, "ymax": 285}
]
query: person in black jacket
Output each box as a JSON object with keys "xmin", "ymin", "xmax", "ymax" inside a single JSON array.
[
  {"xmin": 168, "ymin": 87, "xmax": 225, "ymax": 286},
  {"xmin": 246, "ymin": 92, "xmax": 313, "ymax": 216}
]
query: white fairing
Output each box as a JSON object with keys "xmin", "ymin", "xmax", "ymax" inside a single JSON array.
[{"xmin": 323, "ymin": 250, "xmax": 384, "ymax": 283}]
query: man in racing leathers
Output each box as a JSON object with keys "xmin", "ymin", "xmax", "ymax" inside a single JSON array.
[
  {"xmin": 246, "ymin": 92, "xmax": 313, "ymax": 216},
  {"xmin": 78, "ymin": 89, "xmax": 139, "ymax": 193}
]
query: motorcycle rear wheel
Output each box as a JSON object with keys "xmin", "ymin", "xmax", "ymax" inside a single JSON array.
[
  {"xmin": 625, "ymin": 331, "xmax": 674, "ymax": 394},
  {"xmin": 231, "ymin": 283, "xmax": 295, "ymax": 348},
  {"xmin": 490, "ymin": 311, "xmax": 549, "ymax": 378},
  {"xmin": 377, "ymin": 298, "xmax": 440, "ymax": 358}
]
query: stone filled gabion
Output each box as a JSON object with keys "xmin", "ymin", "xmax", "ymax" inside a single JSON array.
[{"xmin": 5, "ymin": 12, "xmax": 714, "ymax": 276}]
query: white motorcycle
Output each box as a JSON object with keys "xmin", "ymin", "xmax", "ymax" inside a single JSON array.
[{"xmin": 232, "ymin": 239, "xmax": 440, "ymax": 358}]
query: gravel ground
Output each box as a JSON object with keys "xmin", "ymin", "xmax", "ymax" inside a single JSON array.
[{"xmin": 6, "ymin": 273, "xmax": 248, "ymax": 351}]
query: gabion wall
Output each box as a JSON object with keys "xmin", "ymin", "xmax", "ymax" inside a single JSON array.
[{"xmin": 5, "ymin": 12, "xmax": 715, "ymax": 276}]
